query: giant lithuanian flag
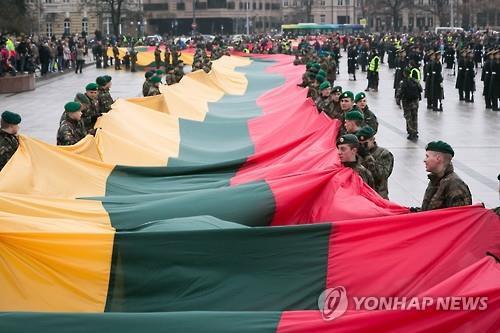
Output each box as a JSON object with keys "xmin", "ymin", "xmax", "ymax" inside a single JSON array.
[{"xmin": 0, "ymin": 54, "xmax": 499, "ymax": 332}]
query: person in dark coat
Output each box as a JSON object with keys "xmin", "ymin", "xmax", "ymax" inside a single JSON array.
[
  {"xmin": 427, "ymin": 52, "xmax": 444, "ymax": 111},
  {"xmin": 347, "ymin": 44, "xmax": 358, "ymax": 81},
  {"xmin": 462, "ymin": 51, "xmax": 476, "ymax": 103},
  {"xmin": 38, "ymin": 42, "xmax": 50, "ymax": 76},
  {"xmin": 481, "ymin": 50, "xmax": 494, "ymax": 109}
]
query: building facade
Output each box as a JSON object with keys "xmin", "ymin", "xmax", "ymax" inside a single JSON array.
[
  {"xmin": 143, "ymin": 0, "xmax": 282, "ymax": 35},
  {"xmin": 25, "ymin": 0, "xmax": 143, "ymax": 38}
]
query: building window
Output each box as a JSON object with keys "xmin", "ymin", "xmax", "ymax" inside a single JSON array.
[
  {"xmin": 427, "ymin": 16, "xmax": 433, "ymax": 26},
  {"xmin": 320, "ymin": 0, "xmax": 325, "ymax": 5},
  {"xmin": 320, "ymin": 14, "xmax": 325, "ymax": 23},
  {"xmin": 227, "ymin": 1, "xmax": 235, "ymax": 8},
  {"xmin": 104, "ymin": 17, "xmax": 111, "ymax": 35},
  {"xmin": 345, "ymin": 0, "xmax": 350, "ymax": 5},
  {"xmin": 416, "ymin": 17, "xmax": 425, "ymax": 27},
  {"xmin": 46, "ymin": 23, "xmax": 53, "ymax": 37},
  {"xmin": 45, "ymin": 0, "xmax": 53, "ymax": 3},
  {"xmin": 283, "ymin": 0, "xmax": 288, "ymax": 6},
  {"xmin": 177, "ymin": 2, "xmax": 186, "ymax": 10},
  {"xmin": 259, "ymin": 2, "xmax": 263, "ymax": 9},
  {"xmin": 292, "ymin": 0, "xmax": 297, "ymax": 6},
  {"xmin": 82, "ymin": 17, "xmax": 88, "ymax": 33},
  {"xmin": 265, "ymin": 2, "xmax": 270, "ymax": 9},
  {"xmin": 337, "ymin": 0, "xmax": 342, "ymax": 5},
  {"xmin": 64, "ymin": 18, "xmax": 71, "ymax": 35},
  {"xmin": 409, "ymin": 16, "xmax": 414, "ymax": 26},
  {"xmin": 284, "ymin": 14, "xmax": 288, "ymax": 21}
]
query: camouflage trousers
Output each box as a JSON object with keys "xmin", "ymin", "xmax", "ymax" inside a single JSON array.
[{"xmin": 403, "ymin": 100, "xmax": 419, "ymax": 136}]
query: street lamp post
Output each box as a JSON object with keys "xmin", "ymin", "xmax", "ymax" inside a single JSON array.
[
  {"xmin": 192, "ymin": 0, "xmax": 197, "ymax": 36},
  {"xmin": 246, "ymin": 1, "xmax": 249, "ymax": 35}
]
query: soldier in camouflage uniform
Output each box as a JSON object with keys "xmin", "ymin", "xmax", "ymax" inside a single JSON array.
[
  {"xmin": 202, "ymin": 58, "xmax": 212, "ymax": 73},
  {"xmin": 147, "ymin": 76, "xmax": 162, "ymax": 96},
  {"xmin": 336, "ymin": 134, "xmax": 375, "ymax": 189},
  {"xmin": 354, "ymin": 92, "xmax": 379, "ymax": 133},
  {"xmin": 165, "ymin": 67, "xmax": 176, "ymax": 85},
  {"xmin": 73, "ymin": 83, "xmax": 100, "ymax": 132},
  {"xmin": 57, "ymin": 102, "xmax": 88, "ymax": 146},
  {"xmin": 396, "ymin": 68, "xmax": 422, "ymax": 141},
  {"xmin": 325, "ymin": 86, "xmax": 343, "ymax": 120},
  {"xmin": 315, "ymin": 81, "xmax": 332, "ymax": 113},
  {"xmin": 356, "ymin": 126, "xmax": 394, "ymax": 199},
  {"xmin": 344, "ymin": 109, "xmax": 364, "ymax": 134},
  {"xmin": 96, "ymin": 75, "xmax": 114, "ymax": 114},
  {"xmin": 418, "ymin": 141, "xmax": 472, "ymax": 211},
  {"xmin": 174, "ymin": 62, "xmax": 184, "ymax": 82},
  {"xmin": 307, "ymin": 73, "xmax": 324, "ymax": 101},
  {"xmin": 143, "ymin": 71, "xmax": 155, "ymax": 97},
  {"xmin": 0, "ymin": 111, "xmax": 21, "ymax": 172}
]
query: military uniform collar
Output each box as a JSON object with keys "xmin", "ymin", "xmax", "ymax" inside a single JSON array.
[{"xmin": 428, "ymin": 163, "xmax": 454, "ymax": 183}]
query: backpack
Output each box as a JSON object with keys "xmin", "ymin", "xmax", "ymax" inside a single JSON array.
[{"xmin": 403, "ymin": 78, "xmax": 421, "ymax": 100}]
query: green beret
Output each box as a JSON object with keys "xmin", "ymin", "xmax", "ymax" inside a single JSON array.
[
  {"xmin": 340, "ymin": 91, "xmax": 354, "ymax": 100},
  {"xmin": 354, "ymin": 92, "xmax": 366, "ymax": 103},
  {"xmin": 355, "ymin": 126, "xmax": 375, "ymax": 141},
  {"xmin": 345, "ymin": 110, "xmax": 364, "ymax": 121},
  {"xmin": 64, "ymin": 101, "xmax": 81, "ymax": 113},
  {"xmin": 85, "ymin": 83, "xmax": 98, "ymax": 91},
  {"xmin": 306, "ymin": 62, "xmax": 313, "ymax": 69},
  {"xmin": 96, "ymin": 76, "xmax": 107, "ymax": 86},
  {"xmin": 317, "ymin": 69, "xmax": 327, "ymax": 77},
  {"xmin": 315, "ymin": 74, "xmax": 325, "ymax": 83},
  {"xmin": 312, "ymin": 63, "xmax": 321, "ymax": 70},
  {"xmin": 332, "ymin": 86, "xmax": 342, "ymax": 93},
  {"xmin": 336, "ymin": 134, "xmax": 359, "ymax": 146},
  {"xmin": 319, "ymin": 81, "xmax": 331, "ymax": 91},
  {"xmin": 151, "ymin": 76, "xmax": 162, "ymax": 83},
  {"xmin": 145, "ymin": 71, "xmax": 155, "ymax": 78},
  {"xmin": 308, "ymin": 72, "xmax": 316, "ymax": 79},
  {"xmin": 1, "ymin": 111, "xmax": 21, "ymax": 125},
  {"xmin": 425, "ymin": 141, "xmax": 454, "ymax": 157},
  {"xmin": 309, "ymin": 67, "xmax": 319, "ymax": 74},
  {"xmin": 156, "ymin": 70, "xmax": 164, "ymax": 75},
  {"xmin": 103, "ymin": 75, "xmax": 112, "ymax": 83}
]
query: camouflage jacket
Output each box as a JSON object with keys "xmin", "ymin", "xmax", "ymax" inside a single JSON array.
[
  {"xmin": 307, "ymin": 86, "xmax": 319, "ymax": 101},
  {"xmin": 362, "ymin": 106, "xmax": 379, "ymax": 133},
  {"xmin": 147, "ymin": 85, "xmax": 161, "ymax": 96},
  {"xmin": 0, "ymin": 130, "xmax": 19, "ymax": 171},
  {"xmin": 174, "ymin": 68, "xmax": 184, "ymax": 83},
  {"xmin": 366, "ymin": 145, "xmax": 394, "ymax": 199},
  {"xmin": 143, "ymin": 80, "xmax": 152, "ymax": 97},
  {"xmin": 421, "ymin": 163, "xmax": 472, "ymax": 211},
  {"xmin": 98, "ymin": 88, "xmax": 113, "ymax": 114},
  {"xmin": 343, "ymin": 160, "xmax": 375, "ymax": 189},
  {"xmin": 75, "ymin": 93, "xmax": 100, "ymax": 132},
  {"xmin": 324, "ymin": 101, "xmax": 343, "ymax": 121},
  {"xmin": 57, "ymin": 114, "xmax": 87, "ymax": 146},
  {"xmin": 315, "ymin": 96, "xmax": 332, "ymax": 114}
]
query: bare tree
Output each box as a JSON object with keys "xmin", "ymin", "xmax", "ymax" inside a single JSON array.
[
  {"xmin": 375, "ymin": 0, "xmax": 412, "ymax": 31},
  {"xmin": 95, "ymin": 0, "xmax": 128, "ymax": 37},
  {"xmin": 414, "ymin": 0, "xmax": 449, "ymax": 27},
  {"xmin": 0, "ymin": 1, "xmax": 28, "ymax": 33}
]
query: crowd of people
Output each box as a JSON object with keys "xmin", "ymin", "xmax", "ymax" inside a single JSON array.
[
  {"xmin": 1, "ymin": 29, "xmax": 499, "ymax": 214},
  {"xmin": 0, "ymin": 33, "xmax": 93, "ymax": 77}
]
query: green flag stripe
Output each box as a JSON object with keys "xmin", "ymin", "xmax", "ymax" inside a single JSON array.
[
  {"xmin": 105, "ymin": 223, "xmax": 332, "ymax": 311},
  {"xmin": 0, "ymin": 312, "xmax": 282, "ymax": 333}
]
